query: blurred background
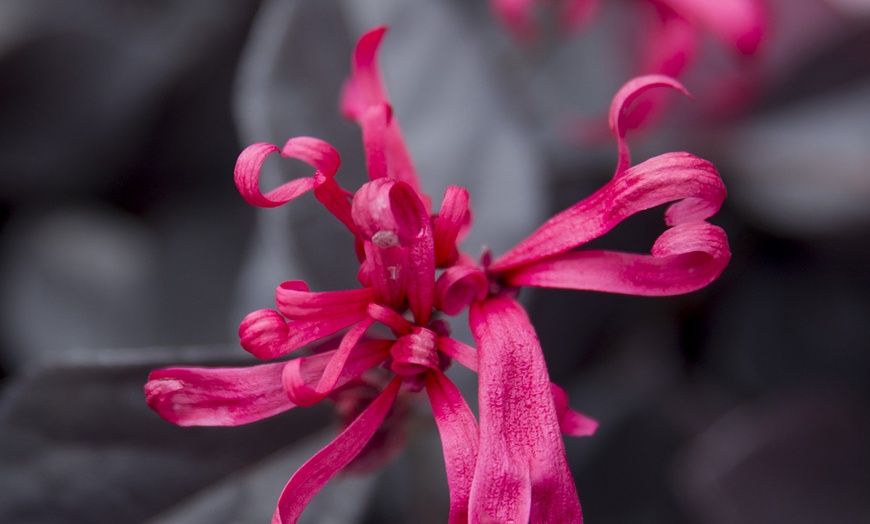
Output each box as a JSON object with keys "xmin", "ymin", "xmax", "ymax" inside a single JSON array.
[{"xmin": 1, "ymin": 0, "xmax": 869, "ymax": 522}]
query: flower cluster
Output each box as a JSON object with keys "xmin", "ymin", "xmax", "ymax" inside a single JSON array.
[
  {"xmin": 145, "ymin": 26, "xmax": 729, "ymax": 523},
  {"xmin": 491, "ymin": 0, "xmax": 767, "ymax": 128}
]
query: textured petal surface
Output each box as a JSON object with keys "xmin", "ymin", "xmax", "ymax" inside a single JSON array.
[
  {"xmin": 274, "ymin": 281, "xmax": 374, "ymax": 320},
  {"xmin": 469, "ymin": 297, "xmax": 582, "ymax": 523},
  {"xmin": 234, "ymin": 137, "xmax": 340, "ymax": 208},
  {"xmin": 426, "ymin": 369, "xmax": 480, "ymax": 524},
  {"xmin": 491, "ymin": 152, "xmax": 725, "ymax": 272},
  {"xmin": 145, "ymin": 362, "xmax": 291, "ymax": 427},
  {"xmin": 502, "ymin": 222, "xmax": 730, "ymax": 296},
  {"xmin": 238, "ymin": 308, "xmax": 370, "ymax": 359},
  {"xmin": 271, "ymin": 377, "xmax": 402, "ymax": 524}
]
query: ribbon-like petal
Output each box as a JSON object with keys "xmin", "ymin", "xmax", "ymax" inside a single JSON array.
[
  {"xmin": 469, "ymin": 297, "xmax": 582, "ymax": 523},
  {"xmin": 234, "ymin": 137, "xmax": 340, "ymax": 208},
  {"xmin": 282, "ymin": 335, "xmax": 391, "ymax": 407},
  {"xmin": 426, "ymin": 369, "xmax": 480, "ymax": 524},
  {"xmin": 145, "ymin": 362, "xmax": 291, "ymax": 427},
  {"xmin": 609, "ymin": 75, "xmax": 689, "ymax": 175},
  {"xmin": 490, "ymin": 151, "xmax": 725, "ymax": 272},
  {"xmin": 274, "ymin": 281, "xmax": 374, "ymax": 321},
  {"xmin": 238, "ymin": 308, "xmax": 370, "ymax": 360},
  {"xmin": 551, "ymin": 384, "xmax": 599, "ymax": 437},
  {"xmin": 433, "ymin": 186, "xmax": 472, "ymax": 268},
  {"xmin": 502, "ymin": 221, "xmax": 730, "ymax": 296},
  {"xmin": 272, "ymin": 377, "xmax": 402, "ymax": 524}
]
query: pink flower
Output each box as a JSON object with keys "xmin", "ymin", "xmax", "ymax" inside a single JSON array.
[
  {"xmin": 491, "ymin": 0, "xmax": 766, "ymax": 128},
  {"xmin": 145, "ymin": 25, "xmax": 728, "ymax": 524}
]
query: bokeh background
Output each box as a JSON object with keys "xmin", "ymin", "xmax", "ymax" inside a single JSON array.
[{"xmin": 2, "ymin": 0, "xmax": 869, "ymax": 522}]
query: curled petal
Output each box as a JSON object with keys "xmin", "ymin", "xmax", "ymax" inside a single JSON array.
[
  {"xmin": 390, "ymin": 328, "xmax": 440, "ymax": 377},
  {"xmin": 275, "ymin": 281, "xmax": 374, "ymax": 320},
  {"xmin": 502, "ymin": 222, "xmax": 730, "ymax": 296},
  {"xmin": 354, "ymin": 179, "xmax": 435, "ymax": 324},
  {"xmin": 238, "ymin": 308, "xmax": 369, "ymax": 360},
  {"xmin": 353, "ymin": 179, "xmax": 429, "ymax": 247},
  {"xmin": 145, "ymin": 363, "xmax": 291, "ymax": 427},
  {"xmin": 362, "ymin": 241, "xmax": 407, "ymax": 312},
  {"xmin": 469, "ymin": 298, "xmax": 582, "ymax": 523},
  {"xmin": 435, "ymin": 265, "xmax": 489, "ymax": 316},
  {"xmin": 433, "ymin": 186, "xmax": 472, "ymax": 267},
  {"xmin": 491, "ymin": 151, "xmax": 725, "ymax": 272},
  {"xmin": 551, "ymin": 384, "xmax": 598, "ymax": 437},
  {"xmin": 657, "ymin": 0, "xmax": 765, "ymax": 55},
  {"xmin": 282, "ymin": 336, "xmax": 391, "ymax": 408},
  {"xmin": 234, "ymin": 137, "xmax": 340, "ymax": 208},
  {"xmin": 610, "ymin": 75, "xmax": 689, "ymax": 174},
  {"xmin": 272, "ymin": 377, "xmax": 402, "ymax": 524},
  {"xmin": 426, "ymin": 369, "xmax": 480, "ymax": 524}
]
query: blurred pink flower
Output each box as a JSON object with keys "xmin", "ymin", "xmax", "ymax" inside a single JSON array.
[
  {"xmin": 492, "ymin": 0, "xmax": 766, "ymax": 129},
  {"xmin": 146, "ymin": 25, "xmax": 729, "ymax": 524}
]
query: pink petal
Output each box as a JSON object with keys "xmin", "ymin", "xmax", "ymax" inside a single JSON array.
[
  {"xmin": 490, "ymin": 151, "xmax": 725, "ymax": 272},
  {"xmin": 609, "ymin": 75, "xmax": 690, "ymax": 175},
  {"xmin": 145, "ymin": 362, "xmax": 291, "ymax": 426},
  {"xmin": 341, "ymin": 27, "xmax": 429, "ymax": 209},
  {"xmin": 433, "ymin": 186, "xmax": 472, "ymax": 268},
  {"xmin": 361, "ymin": 240, "xmax": 408, "ymax": 312},
  {"xmin": 559, "ymin": 0, "xmax": 600, "ymax": 34},
  {"xmin": 623, "ymin": 8, "xmax": 698, "ymax": 130},
  {"xmin": 234, "ymin": 137, "xmax": 340, "ymax": 208},
  {"xmin": 502, "ymin": 221, "xmax": 730, "ymax": 296},
  {"xmin": 469, "ymin": 298, "xmax": 582, "ymax": 523},
  {"xmin": 426, "ymin": 369, "xmax": 480, "ymax": 524},
  {"xmin": 551, "ymin": 384, "xmax": 598, "ymax": 437},
  {"xmin": 353, "ymin": 179, "xmax": 435, "ymax": 325},
  {"xmin": 274, "ymin": 280, "xmax": 374, "ymax": 320},
  {"xmin": 435, "ymin": 265, "xmax": 489, "ymax": 316},
  {"xmin": 238, "ymin": 308, "xmax": 370, "ymax": 359},
  {"xmin": 272, "ymin": 377, "xmax": 402, "ymax": 524},
  {"xmin": 657, "ymin": 0, "xmax": 766, "ymax": 56},
  {"xmin": 367, "ymin": 302, "xmax": 414, "ymax": 335},
  {"xmin": 437, "ymin": 336, "xmax": 479, "ymax": 373},
  {"xmin": 490, "ymin": 0, "xmax": 539, "ymax": 43},
  {"xmin": 282, "ymin": 335, "xmax": 391, "ymax": 407}
]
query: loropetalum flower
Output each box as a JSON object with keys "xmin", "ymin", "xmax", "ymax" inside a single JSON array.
[
  {"xmin": 491, "ymin": 0, "xmax": 766, "ymax": 128},
  {"xmin": 145, "ymin": 26, "xmax": 729, "ymax": 524}
]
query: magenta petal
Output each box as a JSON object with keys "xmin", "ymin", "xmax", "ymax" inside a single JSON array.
[
  {"xmin": 282, "ymin": 336, "xmax": 391, "ymax": 407},
  {"xmin": 272, "ymin": 377, "xmax": 402, "ymax": 524},
  {"xmin": 234, "ymin": 138, "xmax": 340, "ymax": 208},
  {"xmin": 469, "ymin": 298, "xmax": 582, "ymax": 523},
  {"xmin": 491, "ymin": 151, "xmax": 725, "ymax": 272},
  {"xmin": 145, "ymin": 362, "xmax": 291, "ymax": 426},
  {"xmin": 609, "ymin": 75, "xmax": 689, "ymax": 174},
  {"xmin": 490, "ymin": 0, "xmax": 539, "ymax": 43},
  {"xmin": 353, "ymin": 179, "xmax": 435, "ymax": 325},
  {"xmin": 274, "ymin": 281, "xmax": 374, "ymax": 320},
  {"xmin": 238, "ymin": 308, "xmax": 370, "ymax": 359},
  {"xmin": 426, "ymin": 370, "xmax": 480, "ymax": 524},
  {"xmin": 435, "ymin": 265, "xmax": 489, "ymax": 316},
  {"xmin": 551, "ymin": 384, "xmax": 598, "ymax": 437},
  {"xmin": 502, "ymin": 222, "xmax": 730, "ymax": 296},
  {"xmin": 559, "ymin": 0, "xmax": 600, "ymax": 34},
  {"xmin": 437, "ymin": 336, "xmax": 479, "ymax": 373},
  {"xmin": 433, "ymin": 186, "xmax": 471, "ymax": 267},
  {"xmin": 657, "ymin": 0, "xmax": 765, "ymax": 55}
]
